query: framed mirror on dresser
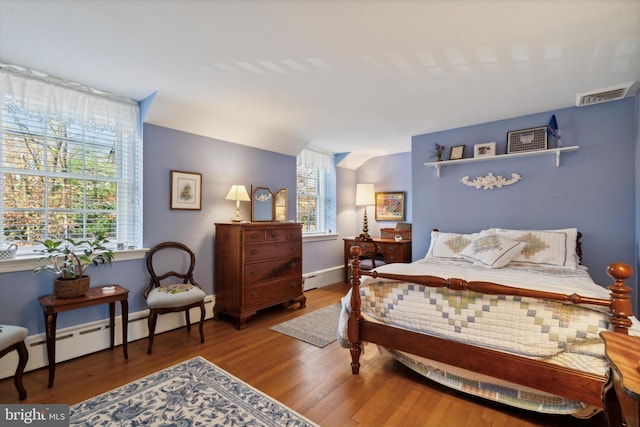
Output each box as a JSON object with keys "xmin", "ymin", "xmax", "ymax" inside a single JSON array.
[
  {"xmin": 251, "ymin": 187, "xmax": 274, "ymax": 222},
  {"xmin": 275, "ymin": 188, "xmax": 287, "ymax": 221},
  {"xmin": 251, "ymin": 187, "xmax": 288, "ymax": 222}
]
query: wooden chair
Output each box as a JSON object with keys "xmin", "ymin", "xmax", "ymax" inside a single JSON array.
[
  {"xmin": 354, "ymin": 235, "xmax": 386, "ymax": 271},
  {"xmin": 144, "ymin": 242, "xmax": 206, "ymax": 354},
  {"xmin": 0, "ymin": 325, "xmax": 29, "ymax": 400}
]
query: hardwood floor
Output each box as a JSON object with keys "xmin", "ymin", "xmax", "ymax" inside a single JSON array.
[{"xmin": 1, "ymin": 283, "xmax": 607, "ymax": 426}]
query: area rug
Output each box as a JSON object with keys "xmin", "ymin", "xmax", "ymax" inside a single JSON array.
[
  {"xmin": 69, "ymin": 356, "xmax": 317, "ymax": 426},
  {"xmin": 270, "ymin": 303, "xmax": 341, "ymax": 348}
]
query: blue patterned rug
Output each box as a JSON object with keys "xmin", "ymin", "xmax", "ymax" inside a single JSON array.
[{"xmin": 70, "ymin": 356, "xmax": 317, "ymax": 426}]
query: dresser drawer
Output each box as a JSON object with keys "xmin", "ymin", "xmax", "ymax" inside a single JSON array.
[
  {"xmin": 245, "ymin": 241, "xmax": 301, "ymax": 262},
  {"xmin": 243, "ymin": 229, "xmax": 266, "ymax": 243},
  {"xmin": 265, "ymin": 227, "xmax": 301, "ymax": 242},
  {"xmin": 244, "ymin": 276, "xmax": 303, "ymax": 310},
  {"xmin": 383, "ymin": 244, "xmax": 406, "ymax": 263},
  {"xmin": 245, "ymin": 257, "xmax": 301, "ymax": 284}
]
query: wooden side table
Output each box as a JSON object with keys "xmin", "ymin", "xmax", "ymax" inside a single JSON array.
[
  {"xmin": 39, "ymin": 285, "xmax": 129, "ymax": 388},
  {"xmin": 601, "ymin": 331, "xmax": 640, "ymax": 427}
]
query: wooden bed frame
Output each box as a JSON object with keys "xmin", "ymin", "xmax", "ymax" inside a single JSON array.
[{"xmin": 347, "ymin": 244, "xmax": 634, "ymax": 419}]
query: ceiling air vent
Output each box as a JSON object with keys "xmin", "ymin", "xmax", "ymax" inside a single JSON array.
[{"xmin": 576, "ymin": 82, "xmax": 637, "ymax": 107}]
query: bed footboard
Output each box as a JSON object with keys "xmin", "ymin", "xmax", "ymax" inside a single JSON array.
[{"xmin": 347, "ymin": 245, "xmax": 634, "ymax": 403}]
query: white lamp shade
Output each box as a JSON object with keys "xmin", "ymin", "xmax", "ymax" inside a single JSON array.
[
  {"xmin": 355, "ymin": 183, "xmax": 375, "ymax": 206},
  {"xmin": 225, "ymin": 185, "xmax": 250, "ymax": 202}
]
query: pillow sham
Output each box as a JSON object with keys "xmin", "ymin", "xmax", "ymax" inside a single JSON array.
[
  {"xmin": 490, "ymin": 228, "xmax": 579, "ymax": 269},
  {"xmin": 457, "ymin": 233, "xmax": 526, "ymax": 269},
  {"xmin": 425, "ymin": 230, "xmax": 482, "ymax": 260}
]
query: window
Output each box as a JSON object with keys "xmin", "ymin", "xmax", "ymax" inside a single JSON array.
[
  {"xmin": 0, "ymin": 66, "xmax": 142, "ymax": 253},
  {"xmin": 296, "ymin": 149, "xmax": 336, "ymax": 234}
]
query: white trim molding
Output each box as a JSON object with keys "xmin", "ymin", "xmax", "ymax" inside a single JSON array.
[{"xmin": 460, "ymin": 172, "xmax": 522, "ymax": 190}]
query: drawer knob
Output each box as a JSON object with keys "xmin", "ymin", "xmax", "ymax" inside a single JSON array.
[
  {"xmin": 389, "ymin": 246, "xmax": 397, "ymax": 252},
  {"xmin": 271, "ymin": 231, "xmax": 279, "ymax": 239},
  {"xmin": 251, "ymin": 233, "xmax": 260, "ymax": 240},
  {"xmin": 290, "ymin": 281, "xmax": 296, "ymax": 288},
  {"xmin": 251, "ymin": 292, "xmax": 257, "ymax": 298},
  {"xmin": 251, "ymin": 249, "xmax": 257, "ymax": 255}
]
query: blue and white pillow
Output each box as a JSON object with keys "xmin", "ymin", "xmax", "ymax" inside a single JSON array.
[
  {"xmin": 489, "ymin": 228, "xmax": 579, "ymax": 269},
  {"xmin": 425, "ymin": 230, "xmax": 482, "ymax": 260},
  {"xmin": 457, "ymin": 233, "xmax": 526, "ymax": 269}
]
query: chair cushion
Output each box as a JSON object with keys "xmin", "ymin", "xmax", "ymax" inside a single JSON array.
[
  {"xmin": 0, "ymin": 325, "xmax": 28, "ymax": 349},
  {"xmin": 359, "ymin": 259, "xmax": 386, "ymax": 271},
  {"xmin": 146, "ymin": 283, "xmax": 206, "ymax": 309}
]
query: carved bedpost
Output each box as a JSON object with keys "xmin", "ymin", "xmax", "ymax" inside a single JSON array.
[
  {"xmin": 606, "ymin": 263, "xmax": 633, "ymax": 334},
  {"xmin": 348, "ymin": 245, "xmax": 363, "ymax": 374}
]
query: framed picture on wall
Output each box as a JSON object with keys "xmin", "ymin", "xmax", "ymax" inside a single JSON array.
[
  {"xmin": 375, "ymin": 191, "xmax": 406, "ymax": 221},
  {"xmin": 170, "ymin": 170, "xmax": 202, "ymax": 210}
]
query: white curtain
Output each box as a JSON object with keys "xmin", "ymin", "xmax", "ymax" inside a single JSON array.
[
  {"xmin": 297, "ymin": 147, "xmax": 335, "ymax": 173},
  {"xmin": 0, "ymin": 64, "xmax": 139, "ymax": 133}
]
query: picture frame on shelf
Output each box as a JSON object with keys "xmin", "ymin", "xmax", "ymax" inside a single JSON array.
[
  {"xmin": 507, "ymin": 126, "xmax": 548, "ymax": 154},
  {"xmin": 473, "ymin": 142, "xmax": 496, "ymax": 158},
  {"xmin": 375, "ymin": 191, "xmax": 405, "ymax": 221},
  {"xmin": 449, "ymin": 145, "xmax": 465, "ymax": 160},
  {"xmin": 170, "ymin": 170, "xmax": 202, "ymax": 210}
]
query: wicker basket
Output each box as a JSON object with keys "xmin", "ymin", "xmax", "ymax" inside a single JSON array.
[
  {"xmin": 54, "ymin": 276, "xmax": 90, "ymax": 299},
  {"xmin": 380, "ymin": 228, "xmax": 412, "ymax": 240}
]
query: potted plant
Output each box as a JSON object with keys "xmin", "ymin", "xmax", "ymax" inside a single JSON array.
[{"xmin": 34, "ymin": 231, "xmax": 115, "ymax": 299}]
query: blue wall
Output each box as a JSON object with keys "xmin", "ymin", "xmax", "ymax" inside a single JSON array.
[
  {"xmin": 355, "ymin": 152, "xmax": 413, "ymax": 237},
  {"xmin": 411, "ymin": 99, "xmax": 638, "ymax": 302},
  {"xmin": 0, "ymin": 124, "xmax": 297, "ymax": 334}
]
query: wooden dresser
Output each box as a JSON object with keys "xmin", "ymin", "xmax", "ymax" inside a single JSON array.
[
  {"xmin": 214, "ymin": 222, "xmax": 306, "ymax": 329},
  {"xmin": 343, "ymin": 237, "xmax": 412, "ymax": 282}
]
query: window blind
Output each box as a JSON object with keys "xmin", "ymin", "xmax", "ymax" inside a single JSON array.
[
  {"xmin": 0, "ymin": 65, "xmax": 143, "ymax": 251},
  {"xmin": 296, "ymin": 149, "xmax": 336, "ymax": 234}
]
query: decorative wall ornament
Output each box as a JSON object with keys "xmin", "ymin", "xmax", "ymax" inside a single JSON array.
[{"xmin": 460, "ymin": 172, "xmax": 522, "ymax": 190}]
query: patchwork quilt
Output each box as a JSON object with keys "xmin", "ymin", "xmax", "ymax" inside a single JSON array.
[{"xmin": 338, "ymin": 258, "xmax": 640, "ymax": 415}]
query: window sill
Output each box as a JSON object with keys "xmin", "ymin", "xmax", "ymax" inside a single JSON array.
[
  {"xmin": 0, "ymin": 248, "xmax": 149, "ymax": 273},
  {"xmin": 302, "ymin": 233, "xmax": 339, "ymax": 243}
]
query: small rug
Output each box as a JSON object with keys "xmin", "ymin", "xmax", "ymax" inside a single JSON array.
[
  {"xmin": 70, "ymin": 356, "xmax": 317, "ymax": 426},
  {"xmin": 271, "ymin": 303, "xmax": 341, "ymax": 348}
]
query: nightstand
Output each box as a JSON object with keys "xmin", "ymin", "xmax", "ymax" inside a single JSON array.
[{"xmin": 601, "ymin": 331, "xmax": 640, "ymax": 427}]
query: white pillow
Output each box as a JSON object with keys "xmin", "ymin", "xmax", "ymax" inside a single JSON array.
[
  {"xmin": 425, "ymin": 230, "xmax": 482, "ymax": 260},
  {"xmin": 490, "ymin": 228, "xmax": 579, "ymax": 269},
  {"xmin": 457, "ymin": 233, "xmax": 526, "ymax": 269}
]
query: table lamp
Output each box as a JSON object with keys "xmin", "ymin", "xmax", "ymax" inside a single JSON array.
[
  {"xmin": 356, "ymin": 183, "xmax": 375, "ymax": 239},
  {"xmin": 225, "ymin": 185, "xmax": 250, "ymax": 222}
]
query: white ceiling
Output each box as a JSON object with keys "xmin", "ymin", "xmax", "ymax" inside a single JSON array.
[{"xmin": 1, "ymin": 0, "xmax": 639, "ymax": 169}]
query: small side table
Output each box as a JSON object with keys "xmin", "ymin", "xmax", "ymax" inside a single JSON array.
[
  {"xmin": 601, "ymin": 331, "xmax": 640, "ymax": 427},
  {"xmin": 39, "ymin": 285, "xmax": 129, "ymax": 388}
]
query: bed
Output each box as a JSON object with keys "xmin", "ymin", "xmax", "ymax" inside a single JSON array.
[{"xmin": 338, "ymin": 228, "xmax": 637, "ymax": 419}]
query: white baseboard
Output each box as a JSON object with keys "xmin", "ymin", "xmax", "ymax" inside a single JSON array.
[
  {"xmin": 0, "ymin": 295, "xmax": 215, "ymax": 380},
  {"xmin": 303, "ymin": 265, "xmax": 344, "ymax": 290},
  {"xmin": 1, "ymin": 265, "xmax": 346, "ymax": 380}
]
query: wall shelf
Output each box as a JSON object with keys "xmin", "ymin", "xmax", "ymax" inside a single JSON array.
[{"xmin": 424, "ymin": 146, "xmax": 579, "ymax": 177}]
